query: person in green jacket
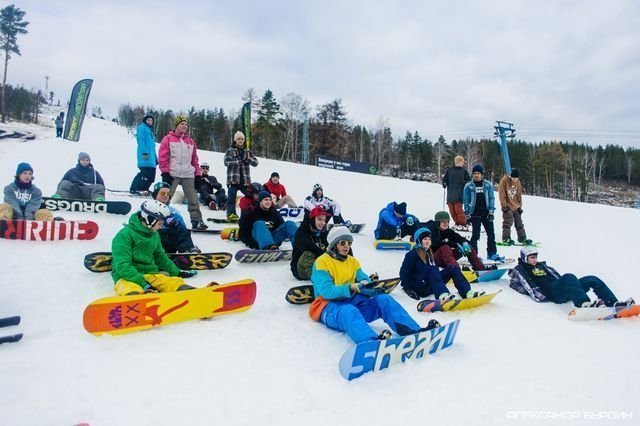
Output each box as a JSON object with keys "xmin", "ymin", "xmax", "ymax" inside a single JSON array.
[{"xmin": 111, "ymin": 200, "xmax": 197, "ymax": 296}]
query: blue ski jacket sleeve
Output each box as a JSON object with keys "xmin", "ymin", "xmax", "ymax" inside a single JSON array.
[{"xmin": 136, "ymin": 122, "xmax": 157, "ymax": 167}]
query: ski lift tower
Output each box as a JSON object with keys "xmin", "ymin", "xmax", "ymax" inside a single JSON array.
[{"xmin": 493, "ymin": 121, "xmax": 516, "ymax": 175}]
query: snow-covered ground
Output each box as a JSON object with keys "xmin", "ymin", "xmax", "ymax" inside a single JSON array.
[{"xmin": 0, "ymin": 115, "xmax": 638, "ymax": 426}]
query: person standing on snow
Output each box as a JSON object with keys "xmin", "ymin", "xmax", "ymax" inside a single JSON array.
[
  {"xmin": 498, "ymin": 168, "xmax": 532, "ymax": 245},
  {"xmin": 224, "ymin": 130, "xmax": 258, "ymax": 222},
  {"xmin": 54, "ymin": 112, "xmax": 64, "ymax": 138},
  {"xmin": 110, "ymin": 200, "xmax": 198, "ymax": 296},
  {"xmin": 463, "ymin": 164, "xmax": 499, "ymax": 261},
  {"xmin": 442, "ymin": 155, "xmax": 470, "ymax": 231},
  {"xmin": 1, "ymin": 162, "xmax": 53, "ymax": 221},
  {"xmin": 509, "ymin": 247, "xmax": 634, "ymax": 308},
  {"xmin": 309, "ymin": 226, "xmax": 440, "ymax": 343},
  {"xmin": 400, "ymin": 227, "xmax": 484, "ymax": 301},
  {"xmin": 129, "ymin": 114, "xmax": 157, "ymax": 195},
  {"xmin": 158, "ymin": 115, "xmax": 207, "ymax": 231}
]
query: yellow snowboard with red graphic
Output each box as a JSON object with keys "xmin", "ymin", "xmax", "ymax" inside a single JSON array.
[{"xmin": 83, "ymin": 279, "xmax": 256, "ymax": 335}]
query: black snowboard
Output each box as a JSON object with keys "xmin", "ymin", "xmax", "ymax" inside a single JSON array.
[
  {"xmin": 207, "ymin": 217, "xmax": 239, "ymax": 224},
  {"xmin": 327, "ymin": 223, "xmax": 366, "ymax": 234},
  {"xmin": 84, "ymin": 251, "xmax": 233, "ymax": 272},
  {"xmin": 285, "ymin": 278, "xmax": 401, "ymax": 305},
  {"xmin": 42, "ymin": 197, "xmax": 131, "ymax": 215}
]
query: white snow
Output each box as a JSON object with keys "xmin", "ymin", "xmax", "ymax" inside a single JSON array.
[{"xmin": 0, "ymin": 115, "xmax": 638, "ymax": 426}]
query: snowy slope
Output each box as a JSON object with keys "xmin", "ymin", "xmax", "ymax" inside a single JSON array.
[{"xmin": 0, "ymin": 116, "xmax": 638, "ymax": 426}]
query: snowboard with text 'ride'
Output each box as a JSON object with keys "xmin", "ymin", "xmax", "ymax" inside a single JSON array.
[
  {"xmin": 568, "ymin": 304, "xmax": 640, "ymax": 321},
  {"xmin": 83, "ymin": 279, "xmax": 256, "ymax": 335},
  {"xmin": 338, "ymin": 319, "xmax": 461, "ymax": 380},
  {"xmin": 417, "ymin": 290, "xmax": 502, "ymax": 313},
  {"xmin": 41, "ymin": 197, "xmax": 131, "ymax": 215},
  {"xmin": 0, "ymin": 316, "xmax": 22, "ymax": 345},
  {"xmin": 83, "ymin": 252, "xmax": 233, "ymax": 272},
  {"xmin": 235, "ymin": 249, "xmax": 292, "ymax": 263},
  {"xmin": 285, "ymin": 278, "xmax": 401, "ymax": 305},
  {"xmin": 0, "ymin": 219, "xmax": 98, "ymax": 241}
]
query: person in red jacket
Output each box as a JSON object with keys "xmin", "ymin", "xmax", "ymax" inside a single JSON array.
[
  {"xmin": 238, "ymin": 182, "xmax": 262, "ymax": 213},
  {"xmin": 263, "ymin": 172, "xmax": 298, "ymax": 208}
]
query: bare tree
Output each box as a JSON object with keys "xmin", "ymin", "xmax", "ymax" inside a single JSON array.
[{"xmin": 280, "ymin": 92, "xmax": 308, "ymax": 161}]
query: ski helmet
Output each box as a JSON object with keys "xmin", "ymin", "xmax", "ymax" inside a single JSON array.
[
  {"xmin": 520, "ymin": 247, "xmax": 538, "ymax": 263},
  {"xmin": 140, "ymin": 200, "xmax": 171, "ymax": 227},
  {"xmin": 312, "ymin": 183, "xmax": 323, "ymax": 197}
]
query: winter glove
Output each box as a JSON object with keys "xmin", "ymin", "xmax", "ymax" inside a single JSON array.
[
  {"xmin": 164, "ymin": 215, "xmax": 178, "ymax": 227},
  {"xmin": 357, "ymin": 281, "xmax": 385, "ymax": 298},
  {"xmin": 501, "ymin": 207, "xmax": 509, "ymax": 213},
  {"xmin": 178, "ymin": 270, "xmax": 198, "ymax": 279},
  {"xmin": 459, "ymin": 242, "xmax": 472, "ymax": 256},
  {"xmin": 517, "ymin": 208, "xmax": 523, "ymax": 215},
  {"xmin": 406, "ymin": 216, "xmax": 415, "ymax": 226},
  {"xmin": 488, "ymin": 212, "xmax": 494, "ymax": 222},
  {"xmin": 465, "ymin": 214, "xmax": 471, "ymax": 225},
  {"xmin": 395, "ymin": 226, "xmax": 402, "ymax": 238},
  {"xmin": 141, "ymin": 281, "xmax": 159, "ymax": 294},
  {"xmin": 194, "ymin": 176, "xmax": 203, "ymax": 191},
  {"xmin": 161, "ymin": 172, "xmax": 174, "ymax": 185},
  {"xmin": 368, "ymin": 273, "xmax": 380, "ymax": 282}
]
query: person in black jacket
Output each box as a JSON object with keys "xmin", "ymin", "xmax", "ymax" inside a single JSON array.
[
  {"xmin": 442, "ymin": 155, "xmax": 470, "ymax": 230},
  {"xmin": 424, "ymin": 211, "xmax": 489, "ymax": 271},
  {"xmin": 196, "ymin": 162, "xmax": 227, "ymax": 210},
  {"xmin": 238, "ymin": 191, "xmax": 297, "ymax": 249},
  {"xmin": 291, "ymin": 206, "xmax": 330, "ymax": 280}
]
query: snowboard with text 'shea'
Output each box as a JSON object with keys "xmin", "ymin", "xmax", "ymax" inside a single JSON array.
[
  {"xmin": 0, "ymin": 219, "xmax": 98, "ymax": 241},
  {"xmin": 338, "ymin": 319, "xmax": 461, "ymax": 380},
  {"xmin": 41, "ymin": 197, "xmax": 131, "ymax": 215},
  {"xmin": 235, "ymin": 249, "xmax": 292, "ymax": 263},
  {"xmin": 83, "ymin": 279, "xmax": 256, "ymax": 335},
  {"xmin": 83, "ymin": 252, "xmax": 233, "ymax": 272},
  {"xmin": 285, "ymin": 278, "xmax": 401, "ymax": 305}
]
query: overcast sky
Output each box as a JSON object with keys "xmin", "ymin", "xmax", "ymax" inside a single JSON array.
[{"xmin": 9, "ymin": 0, "xmax": 640, "ymax": 147}]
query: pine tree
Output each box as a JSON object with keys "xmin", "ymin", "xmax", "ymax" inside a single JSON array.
[{"xmin": 0, "ymin": 4, "xmax": 29, "ymax": 122}]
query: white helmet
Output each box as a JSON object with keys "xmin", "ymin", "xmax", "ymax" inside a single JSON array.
[
  {"xmin": 520, "ymin": 247, "xmax": 538, "ymax": 263},
  {"xmin": 140, "ymin": 200, "xmax": 171, "ymax": 227}
]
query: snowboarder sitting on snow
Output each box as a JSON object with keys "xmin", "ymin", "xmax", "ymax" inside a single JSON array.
[
  {"xmin": 303, "ymin": 183, "xmax": 349, "ymax": 225},
  {"xmin": 509, "ymin": 247, "xmax": 634, "ymax": 308},
  {"xmin": 291, "ymin": 206, "xmax": 331, "ymax": 280},
  {"xmin": 463, "ymin": 164, "xmax": 499, "ymax": 261},
  {"xmin": 310, "ymin": 226, "xmax": 440, "ymax": 343},
  {"xmin": 196, "ymin": 162, "xmax": 227, "ymax": 210},
  {"xmin": 52, "ymin": 152, "xmax": 106, "ymax": 201},
  {"xmin": 374, "ymin": 201, "xmax": 420, "ymax": 240},
  {"xmin": 0, "ymin": 162, "xmax": 53, "ymax": 221},
  {"xmin": 152, "ymin": 182, "xmax": 201, "ymax": 254},
  {"xmin": 263, "ymin": 171, "xmax": 298, "ymax": 208},
  {"xmin": 238, "ymin": 182, "xmax": 262, "ymax": 213},
  {"xmin": 238, "ymin": 191, "xmax": 297, "ymax": 250},
  {"xmin": 423, "ymin": 211, "xmax": 491, "ymax": 271},
  {"xmin": 400, "ymin": 227, "xmax": 485, "ymax": 301},
  {"xmin": 111, "ymin": 200, "xmax": 198, "ymax": 296}
]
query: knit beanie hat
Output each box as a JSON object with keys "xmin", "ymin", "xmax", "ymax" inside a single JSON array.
[
  {"xmin": 434, "ymin": 211, "xmax": 451, "ymax": 222},
  {"xmin": 271, "ymin": 172, "xmax": 279, "ymax": 178},
  {"xmin": 511, "ymin": 168, "xmax": 520, "ymax": 178},
  {"xmin": 16, "ymin": 162, "xmax": 33, "ymax": 175},
  {"xmin": 327, "ymin": 225, "xmax": 353, "ymax": 251},
  {"xmin": 309, "ymin": 206, "xmax": 328, "ymax": 220},
  {"xmin": 413, "ymin": 227, "xmax": 431, "ymax": 244},
  {"xmin": 472, "ymin": 164, "xmax": 484, "ymax": 174},
  {"xmin": 174, "ymin": 114, "xmax": 188, "ymax": 127},
  {"xmin": 234, "ymin": 131, "xmax": 245, "ymax": 141},
  {"xmin": 78, "ymin": 152, "xmax": 91, "ymax": 162},
  {"xmin": 394, "ymin": 202, "xmax": 407, "ymax": 215},
  {"xmin": 257, "ymin": 191, "xmax": 271, "ymax": 203}
]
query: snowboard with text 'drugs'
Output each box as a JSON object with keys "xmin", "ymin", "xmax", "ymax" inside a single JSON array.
[
  {"xmin": 82, "ymin": 279, "xmax": 256, "ymax": 335},
  {"xmin": 41, "ymin": 197, "xmax": 131, "ymax": 215},
  {"xmin": 0, "ymin": 219, "xmax": 98, "ymax": 241}
]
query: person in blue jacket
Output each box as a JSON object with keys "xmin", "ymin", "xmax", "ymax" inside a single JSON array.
[
  {"xmin": 310, "ymin": 226, "xmax": 440, "ymax": 343},
  {"xmin": 374, "ymin": 201, "xmax": 420, "ymax": 240},
  {"xmin": 463, "ymin": 164, "xmax": 499, "ymax": 260},
  {"xmin": 53, "ymin": 152, "xmax": 105, "ymax": 201},
  {"xmin": 129, "ymin": 114, "xmax": 157, "ymax": 194},
  {"xmin": 400, "ymin": 227, "xmax": 484, "ymax": 301}
]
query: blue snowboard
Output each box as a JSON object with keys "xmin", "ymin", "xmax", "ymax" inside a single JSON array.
[
  {"xmin": 476, "ymin": 268, "xmax": 508, "ymax": 282},
  {"xmin": 338, "ymin": 319, "xmax": 461, "ymax": 380}
]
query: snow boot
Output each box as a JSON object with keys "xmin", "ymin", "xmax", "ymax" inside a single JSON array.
[
  {"xmin": 466, "ymin": 289, "xmax": 487, "ymax": 299},
  {"xmin": 612, "ymin": 298, "xmax": 635, "ymax": 307},
  {"xmin": 419, "ymin": 319, "xmax": 441, "ymax": 332},
  {"xmin": 581, "ymin": 299, "xmax": 605, "ymax": 308},
  {"xmin": 377, "ymin": 329, "xmax": 393, "ymax": 340}
]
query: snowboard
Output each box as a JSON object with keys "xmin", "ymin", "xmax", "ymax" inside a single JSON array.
[
  {"xmin": 0, "ymin": 315, "xmax": 22, "ymax": 345},
  {"xmin": 285, "ymin": 278, "xmax": 401, "ymax": 305},
  {"xmin": 235, "ymin": 249, "xmax": 292, "ymax": 263},
  {"xmin": 0, "ymin": 219, "xmax": 98, "ymax": 241},
  {"xmin": 496, "ymin": 241, "xmax": 541, "ymax": 247},
  {"xmin": 190, "ymin": 228, "xmax": 223, "ymax": 234},
  {"xmin": 417, "ymin": 290, "xmax": 502, "ymax": 313},
  {"xmin": 83, "ymin": 279, "xmax": 257, "ymax": 336},
  {"xmin": 207, "ymin": 217, "xmax": 238, "ymax": 224},
  {"xmin": 568, "ymin": 304, "xmax": 640, "ymax": 321},
  {"xmin": 220, "ymin": 227, "xmax": 240, "ymax": 240},
  {"xmin": 83, "ymin": 252, "xmax": 233, "ymax": 272},
  {"xmin": 338, "ymin": 319, "xmax": 461, "ymax": 381},
  {"xmin": 278, "ymin": 207, "xmax": 304, "ymax": 220},
  {"xmin": 106, "ymin": 189, "xmax": 151, "ymax": 198},
  {"xmin": 374, "ymin": 240, "xmax": 415, "ymax": 250},
  {"xmin": 327, "ymin": 223, "xmax": 366, "ymax": 234},
  {"xmin": 458, "ymin": 258, "xmax": 515, "ymax": 269},
  {"xmin": 41, "ymin": 197, "xmax": 132, "ymax": 215}
]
